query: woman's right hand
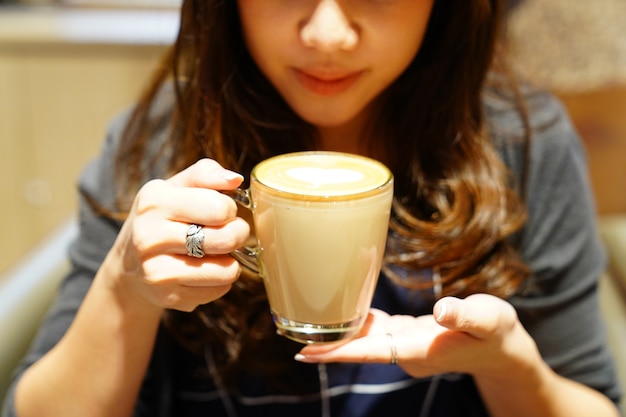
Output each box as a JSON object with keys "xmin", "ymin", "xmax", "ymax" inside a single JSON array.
[
  {"xmin": 103, "ymin": 158, "xmax": 251, "ymax": 313},
  {"xmin": 14, "ymin": 158, "xmax": 251, "ymax": 417}
]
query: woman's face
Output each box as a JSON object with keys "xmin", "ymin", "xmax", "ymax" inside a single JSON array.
[{"xmin": 237, "ymin": 0, "xmax": 435, "ymax": 130}]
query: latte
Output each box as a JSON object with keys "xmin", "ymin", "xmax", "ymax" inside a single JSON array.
[{"xmin": 249, "ymin": 152, "xmax": 393, "ymax": 343}]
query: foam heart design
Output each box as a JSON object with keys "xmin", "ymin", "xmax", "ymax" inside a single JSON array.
[{"xmin": 286, "ymin": 167, "xmax": 364, "ymax": 185}]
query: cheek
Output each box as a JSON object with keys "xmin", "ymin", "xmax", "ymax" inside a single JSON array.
[
  {"xmin": 243, "ymin": 33, "xmax": 286, "ymax": 88},
  {"xmin": 391, "ymin": 3, "xmax": 434, "ymax": 53},
  {"xmin": 239, "ymin": 12, "xmax": 290, "ymax": 74},
  {"xmin": 372, "ymin": 31, "xmax": 424, "ymax": 84},
  {"xmin": 238, "ymin": 3, "xmax": 275, "ymax": 59},
  {"xmin": 367, "ymin": 3, "xmax": 433, "ymax": 69}
]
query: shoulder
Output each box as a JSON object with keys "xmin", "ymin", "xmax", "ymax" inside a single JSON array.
[
  {"xmin": 483, "ymin": 83, "xmax": 589, "ymax": 203},
  {"xmin": 483, "ymin": 82, "xmax": 569, "ymax": 139},
  {"xmin": 485, "ymin": 83, "xmax": 581, "ymax": 168},
  {"xmin": 483, "ymin": 81, "xmax": 602, "ymax": 287}
]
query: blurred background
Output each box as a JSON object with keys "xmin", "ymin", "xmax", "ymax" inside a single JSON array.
[
  {"xmin": 506, "ymin": 2, "xmax": 626, "ymax": 413},
  {"xmin": 0, "ymin": 0, "xmax": 625, "ymax": 412},
  {"xmin": 0, "ymin": 0, "xmax": 178, "ymax": 399},
  {"xmin": 0, "ymin": 0, "xmax": 178, "ymax": 273},
  {"xmin": 507, "ymin": 0, "xmax": 626, "ymax": 215}
]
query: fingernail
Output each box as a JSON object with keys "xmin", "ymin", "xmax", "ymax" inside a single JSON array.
[
  {"xmin": 436, "ymin": 301, "xmax": 448, "ymax": 322},
  {"xmin": 294, "ymin": 354, "xmax": 306, "ymax": 362},
  {"xmin": 223, "ymin": 171, "xmax": 243, "ymax": 181}
]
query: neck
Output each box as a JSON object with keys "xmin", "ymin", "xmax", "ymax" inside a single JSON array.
[
  {"xmin": 317, "ymin": 124, "xmax": 363, "ymax": 155},
  {"xmin": 316, "ymin": 103, "xmax": 376, "ymax": 156}
]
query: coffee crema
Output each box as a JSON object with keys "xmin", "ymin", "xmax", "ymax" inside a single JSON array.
[{"xmin": 253, "ymin": 152, "xmax": 392, "ymax": 197}]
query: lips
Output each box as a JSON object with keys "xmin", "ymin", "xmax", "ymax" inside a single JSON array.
[{"xmin": 293, "ymin": 68, "xmax": 363, "ymax": 97}]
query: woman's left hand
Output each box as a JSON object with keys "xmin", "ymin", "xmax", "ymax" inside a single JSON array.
[
  {"xmin": 296, "ymin": 294, "xmax": 540, "ymax": 381},
  {"xmin": 297, "ymin": 293, "xmax": 621, "ymax": 417}
]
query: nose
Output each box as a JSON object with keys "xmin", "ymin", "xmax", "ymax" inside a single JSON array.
[{"xmin": 300, "ymin": 0, "xmax": 359, "ymax": 53}]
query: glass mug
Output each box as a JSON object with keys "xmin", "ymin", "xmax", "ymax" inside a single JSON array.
[{"xmin": 230, "ymin": 151, "xmax": 394, "ymax": 344}]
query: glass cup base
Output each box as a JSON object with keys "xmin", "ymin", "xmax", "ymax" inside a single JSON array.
[{"xmin": 271, "ymin": 311, "xmax": 364, "ymax": 344}]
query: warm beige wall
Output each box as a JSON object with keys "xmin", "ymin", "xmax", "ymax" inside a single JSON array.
[
  {"xmin": 0, "ymin": 42, "xmax": 166, "ymax": 273},
  {"xmin": 557, "ymin": 88, "xmax": 626, "ymax": 215}
]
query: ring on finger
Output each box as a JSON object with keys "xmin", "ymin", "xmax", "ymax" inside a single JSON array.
[
  {"xmin": 185, "ymin": 224, "xmax": 205, "ymax": 258},
  {"xmin": 386, "ymin": 332, "xmax": 398, "ymax": 365}
]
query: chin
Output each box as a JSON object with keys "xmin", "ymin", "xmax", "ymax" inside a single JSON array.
[
  {"xmin": 289, "ymin": 95, "xmax": 376, "ymax": 131},
  {"xmin": 306, "ymin": 118, "xmax": 352, "ymax": 128},
  {"xmin": 298, "ymin": 109, "xmax": 363, "ymax": 129}
]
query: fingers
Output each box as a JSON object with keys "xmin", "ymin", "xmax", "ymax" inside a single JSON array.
[
  {"xmin": 115, "ymin": 158, "xmax": 251, "ymax": 312},
  {"xmin": 139, "ymin": 253, "xmax": 242, "ymax": 311},
  {"xmin": 129, "ymin": 158, "xmax": 251, "ymax": 258},
  {"xmin": 296, "ymin": 296, "xmax": 521, "ymax": 369},
  {"xmin": 153, "ymin": 184, "xmax": 239, "ymax": 226},
  {"xmin": 132, "ymin": 211, "xmax": 250, "ymax": 258},
  {"xmin": 296, "ymin": 310, "xmax": 398, "ymax": 363},
  {"xmin": 143, "ymin": 252, "xmax": 241, "ymax": 286},
  {"xmin": 433, "ymin": 294, "xmax": 518, "ymax": 339},
  {"xmin": 167, "ymin": 158, "xmax": 243, "ymax": 190},
  {"xmin": 295, "ymin": 312, "xmax": 450, "ymax": 377},
  {"xmin": 297, "ymin": 333, "xmax": 394, "ymax": 364},
  {"xmin": 137, "ymin": 178, "xmax": 240, "ymax": 227}
]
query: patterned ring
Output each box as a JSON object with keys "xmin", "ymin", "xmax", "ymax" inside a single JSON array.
[{"xmin": 185, "ymin": 224, "xmax": 205, "ymax": 258}]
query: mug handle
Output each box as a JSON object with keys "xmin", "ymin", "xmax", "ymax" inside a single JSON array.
[{"xmin": 227, "ymin": 188, "xmax": 260, "ymax": 274}]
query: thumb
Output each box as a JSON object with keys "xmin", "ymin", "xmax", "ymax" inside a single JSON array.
[
  {"xmin": 433, "ymin": 295, "xmax": 517, "ymax": 339},
  {"xmin": 168, "ymin": 158, "xmax": 244, "ymax": 190}
]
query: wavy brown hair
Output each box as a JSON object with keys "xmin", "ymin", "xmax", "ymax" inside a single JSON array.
[{"xmin": 110, "ymin": 0, "xmax": 529, "ymax": 389}]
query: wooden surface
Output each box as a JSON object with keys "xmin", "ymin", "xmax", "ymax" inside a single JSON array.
[{"xmin": 0, "ymin": 41, "xmax": 166, "ymax": 274}]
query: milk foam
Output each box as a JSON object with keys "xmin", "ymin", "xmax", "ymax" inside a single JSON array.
[
  {"xmin": 286, "ymin": 167, "xmax": 364, "ymax": 185},
  {"xmin": 254, "ymin": 152, "xmax": 391, "ymax": 197}
]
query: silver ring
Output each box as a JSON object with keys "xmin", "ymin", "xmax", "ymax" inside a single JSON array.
[
  {"xmin": 185, "ymin": 224, "xmax": 205, "ymax": 258},
  {"xmin": 386, "ymin": 332, "xmax": 398, "ymax": 365}
]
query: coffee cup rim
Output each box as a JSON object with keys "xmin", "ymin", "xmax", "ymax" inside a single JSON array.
[{"xmin": 250, "ymin": 151, "xmax": 393, "ymax": 200}]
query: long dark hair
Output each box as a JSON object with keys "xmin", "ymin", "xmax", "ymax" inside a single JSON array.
[{"xmin": 111, "ymin": 0, "xmax": 529, "ymax": 389}]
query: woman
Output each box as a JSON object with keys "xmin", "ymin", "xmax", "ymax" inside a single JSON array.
[{"xmin": 2, "ymin": 0, "xmax": 621, "ymax": 416}]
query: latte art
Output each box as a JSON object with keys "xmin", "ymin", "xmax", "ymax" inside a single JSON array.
[
  {"xmin": 286, "ymin": 167, "xmax": 364, "ymax": 186},
  {"xmin": 254, "ymin": 152, "xmax": 391, "ymax": 197}
]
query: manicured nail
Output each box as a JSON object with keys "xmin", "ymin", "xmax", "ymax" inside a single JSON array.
[{"xmin": 294, "ymin": 354, "xmax": 306, "ymax": 362}]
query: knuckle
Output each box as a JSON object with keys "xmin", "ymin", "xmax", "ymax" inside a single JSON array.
[
  {"xmin": 214, "ymin": 253, "xmax": 241, "ymax": 273},
  {"xmin": 211, "ymin": 284, "xmax": 234, "ymax": 300},
  {"xmin": 456, "ymin": 315, "xmax": 474, "ymax": 331},
  {"xmin": 195, "ymin": 158, "xmax": 220, "ymax": 169},
  {"xmin": 192, "ymin": 158, "xmax": 222, "ymax": 176},
  {"xmin": 229, "ymin": 218, "xmax": 252, "ymax": 248},
  {"xmin": 161, "ymin": 292, "xmax": 186, "ymax": 310},
  {"xmin": 205, "ymin": 221, "xmax": 250, "ymax": 253},
  {"xmin": 211, "ymin": 257, "xmax": 243, "ymax": 285},
  {"xmin": 500, "ymin": 304, "xmax": 519, "ymax": 333},
  {"xmin": 130, "ymin": 218, "xmax": 157, "ymax": 257},
  {"xmin": 139, "ymin": 264, "xmax": 166, "ymax": 286},
  {"xmin": 209, "ymin": 194, "xmax": 237, "ymax": 220},
  {"xmin": 228, "ymin": 260, "xmax": 243, "ymax": 281},
  {"xmin": 208, "ymin": 231, "xmax": 240, "ymax": 251},
  {"xmin": 134, "ymin": 180, "xmax": 166, "ymax": 214}
]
